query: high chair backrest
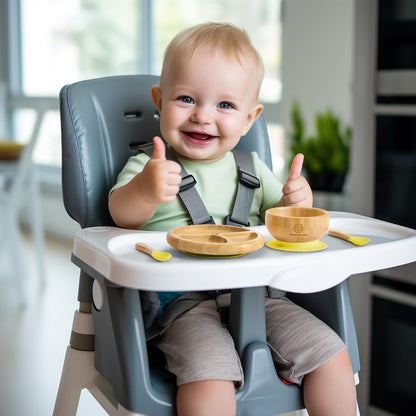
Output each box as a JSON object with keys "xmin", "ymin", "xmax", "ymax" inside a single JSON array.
[{"xmin": 60, "ymin": 75, "xmax": 272, "ymax": 228}]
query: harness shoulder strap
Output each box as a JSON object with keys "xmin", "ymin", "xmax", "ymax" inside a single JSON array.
[
  {"xmin": 225, "ymin": 149, "xmax": 260, "ymax": 227},
  {"xmin": 136, "ymin": 143, "xmax": 260, "ymax": 227}
]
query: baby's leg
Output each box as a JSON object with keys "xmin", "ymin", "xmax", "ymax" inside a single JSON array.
[
  {"xmin": 177, "ymin": 380, "xmax": 236, "ymax": 416},
  {"xmin": 156, "ymin": 299, "xmax": 242, "ymax": 416},
  {"xmin": 265, "ymin": 297, "xmax": 356, "ymax": 415},
  {"xmin": 303, "ymin": 348, "xmax": 356, "ymax": 416}
]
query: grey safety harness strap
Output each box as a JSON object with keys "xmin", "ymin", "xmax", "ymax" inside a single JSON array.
[
  {"xmin": 226, "ymin": 149, "xmax": 261, "ymax": 227},
  {"xmin": 137, "ymin": 142, "xmax": 260, "ymax": 227}
]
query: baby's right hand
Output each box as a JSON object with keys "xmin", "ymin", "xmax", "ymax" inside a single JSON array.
[{"xmin": 139, "ymin": 136, "xmax": 182, "ymax": 204}]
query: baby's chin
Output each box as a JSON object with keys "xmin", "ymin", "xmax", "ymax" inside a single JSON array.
[{"xmin": 172, "ymin": 146, "xmax": 227, "ymax": 164}]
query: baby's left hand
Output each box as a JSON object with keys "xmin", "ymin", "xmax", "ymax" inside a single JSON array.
[{"xmin": 280, "ymin": 153, "xmax": 313, "ymax": 207}]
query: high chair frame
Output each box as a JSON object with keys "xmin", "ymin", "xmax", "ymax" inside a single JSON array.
[{"xmin": 54, "ymin": 75, "xmax": 363, "ymax": 416}]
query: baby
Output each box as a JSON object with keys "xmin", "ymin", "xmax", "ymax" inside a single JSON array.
[{"xmin": 109, "ymin": 22, "xmax": 356, "ymax": 416}]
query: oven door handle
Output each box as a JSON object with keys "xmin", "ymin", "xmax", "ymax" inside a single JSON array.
[{"xmin": 370, "ymin": 284, "xmax": 416, "ymax": 308}]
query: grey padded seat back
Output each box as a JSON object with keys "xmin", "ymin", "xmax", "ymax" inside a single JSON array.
[{"xmin": 60, "ymin": 74, "xmax": 272, "ymax": 228}]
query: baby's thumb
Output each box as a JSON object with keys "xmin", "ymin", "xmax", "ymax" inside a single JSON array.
[
  {"xmin": 151, "ymin": 136, "xmax": 166, "ymax": 161},
  {"xmin": 288, "ymin": 153, "xmax": 304, "ymax": 180}
]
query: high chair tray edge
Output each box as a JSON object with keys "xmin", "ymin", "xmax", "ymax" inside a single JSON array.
[{"xmin": 71, "ymin": 211, "xmax": 416, "ymax": 294}]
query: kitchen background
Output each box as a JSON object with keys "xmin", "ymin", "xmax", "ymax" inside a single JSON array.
[{"xmin": 0, "ymin": 1, "xmax": 415, "ymax": 415}]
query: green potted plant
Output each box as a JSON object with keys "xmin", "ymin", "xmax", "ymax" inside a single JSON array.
[{"xmin": 289, "ymin": 101, "xmax": 351, "ymax": 192}]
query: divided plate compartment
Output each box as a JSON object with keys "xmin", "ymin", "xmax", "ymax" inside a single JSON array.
[{"xmin": 166, "ymin": 224, "xmax": 265, "ymax": 256}]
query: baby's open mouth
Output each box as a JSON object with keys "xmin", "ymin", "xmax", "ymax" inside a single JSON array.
[
  {"xmin": 182, "ymin": 131, "xmax": 216, "ymax": 145},
  {"xmin": 183, "ymin": 131, "xmax": 214, "ymax": 141}
]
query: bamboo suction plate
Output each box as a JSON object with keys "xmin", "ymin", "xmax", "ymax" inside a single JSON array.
[{"xmin": 166, "ymin": 224, "xmax": 265, "ymax": 257}]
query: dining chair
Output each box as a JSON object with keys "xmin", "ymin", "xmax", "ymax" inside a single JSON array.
[{"xmin": 0, "ymin": 107, "xmax": 47, "ymax": 304}]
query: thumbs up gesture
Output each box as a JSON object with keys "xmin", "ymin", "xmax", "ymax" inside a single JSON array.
[
  {"xmin": 140, "ymin": 136, "xmax": 182, "ymax": 204},
  {"xmin": 281, "ymin": 153, "xmax": 313, "ymax": 207}
]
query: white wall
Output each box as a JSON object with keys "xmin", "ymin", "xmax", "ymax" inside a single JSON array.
[{"xmin": 282, "ymin": 0, "xmax": 354, "ymax": 148}]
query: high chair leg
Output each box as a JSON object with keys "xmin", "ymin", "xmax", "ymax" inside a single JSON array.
[
  {"xmin": 54, "ymin": 306, "xmax": 151, "ymax": 416},
  {"xmin": 53, "ymin": 307, "xmax": 112, "ymax": 416},
  {"xmin": 53, "ymin": 346, "xmax": 99, "ymax": 415},
  {"xmin": 54, "ymin": 345, "xmax": 150, "ymax": 416}
]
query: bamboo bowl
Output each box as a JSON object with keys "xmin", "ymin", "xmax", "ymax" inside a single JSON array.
[{"xmin": 265, "ymin": 207, "xmax": 329, "ymax": 243}]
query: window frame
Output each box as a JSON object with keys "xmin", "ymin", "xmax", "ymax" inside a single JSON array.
[{"xmin": 1, "ymin": 0, "xmax": 281, "ymax": 187}]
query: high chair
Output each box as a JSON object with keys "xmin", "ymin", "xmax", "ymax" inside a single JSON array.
[{"xmin": 54, "ymin": 75, "xmax": 362, "ymax": 415}]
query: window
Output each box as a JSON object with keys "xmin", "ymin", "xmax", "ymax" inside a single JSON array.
[
  {"xmin": 20, "ymin": 0, "xmax": 142, "ymax": 95},
  {"xmin": 8, "ymin": 0, "xmax": 283, "ymax": 174},
  {"xmin": 16, "ymin": 0, "xmax": 143, "ymax": 167},
  {"xmin": 152, "ymin": 0, "xmax": 282, "ymax": 103}
]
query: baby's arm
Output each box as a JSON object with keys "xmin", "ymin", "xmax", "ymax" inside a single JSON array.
[
  {"xmin": 278, "ymin": 153, "xmax": 313, "ymax": 208},
  {"xmin": 108, "ymin": 136, "xmax": 182, "ymax": 229}
]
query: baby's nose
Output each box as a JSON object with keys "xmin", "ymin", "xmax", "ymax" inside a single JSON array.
[{"xmin": 191, "ymin": 106, "xmax": 214, "ymax": 124}]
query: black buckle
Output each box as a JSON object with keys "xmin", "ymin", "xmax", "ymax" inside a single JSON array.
[
  {"xmin": 179, "ymin": 174, "xmax": 197, "ymax": 192},
  {"xmin": 238, "ymin": 168, "xmax": 260, "ymax": 189},
  {"xmin": 225, "ymin": 215, "xmax": 250, "ymax": 227}
]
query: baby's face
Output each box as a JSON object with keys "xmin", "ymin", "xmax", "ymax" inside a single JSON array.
[{"xmin": 152, "ymin": 49, "xmax": 262, "ymax": 163}]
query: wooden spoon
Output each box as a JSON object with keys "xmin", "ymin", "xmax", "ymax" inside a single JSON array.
[
  {"xmin": 135, "ymin": 242, "xmax": 172, "ymax": 261},
  {"xmin": 328, "ymin": 229, "xmax": 370, "ymax": 246}
]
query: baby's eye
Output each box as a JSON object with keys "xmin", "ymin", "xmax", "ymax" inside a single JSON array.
[
  {"xmin": 179, "ymin": 96, "xmax": 194, "ymax": 104},
  {"xmin": 218, "ymin": 102, "xmax": 233, "ymax": 110}
]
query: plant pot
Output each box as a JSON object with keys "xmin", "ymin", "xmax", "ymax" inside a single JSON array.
[{"xmin": 306, "ymin": 172, "xmax": 346, "ymax": 193}]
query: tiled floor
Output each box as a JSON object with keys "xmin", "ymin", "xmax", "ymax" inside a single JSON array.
[{"xmin": 0, "ymin": 232, "xmax": 306, "ymax": 416}]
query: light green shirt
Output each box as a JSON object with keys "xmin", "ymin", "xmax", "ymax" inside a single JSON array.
[{"xmin": 110, "ymin": 150, "xmax": 283, "ymax": 231}]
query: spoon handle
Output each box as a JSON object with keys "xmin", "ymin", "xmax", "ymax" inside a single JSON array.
[
  {"xmin": 328, "ymin": 229, "xmax": 351, "ymax": 242},
  {"xmin": 135, "ymin": 242, "xmax": 154, "ymax": 256}
]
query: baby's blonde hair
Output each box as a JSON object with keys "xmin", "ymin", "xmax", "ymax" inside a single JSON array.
[{"xmin": 160, "ymin": 22, "xmax": 264, "ymax": 96}]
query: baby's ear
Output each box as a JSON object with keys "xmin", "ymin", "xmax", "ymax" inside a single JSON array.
[
  {"xmin": 151, "ymin": 86, "xmax": 162, "ymax": 112},
  {"xmin": 242, "ymin": 104, "xmax": 263, "ymax": 136}
]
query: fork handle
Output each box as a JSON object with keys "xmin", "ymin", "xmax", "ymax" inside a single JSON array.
[{"xmin": 328, "ymin": 229, "xmax": 351, "ymax": 241}]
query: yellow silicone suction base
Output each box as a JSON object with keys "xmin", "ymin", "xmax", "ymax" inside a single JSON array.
[{"xmin": 266, "ymin": 239, "xmax": 327, "ymax": 252}]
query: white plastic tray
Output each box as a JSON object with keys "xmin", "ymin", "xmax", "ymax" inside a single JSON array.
[{"xmin": 72, "ymin": 212, "xmax": 416, "ymax": 293}]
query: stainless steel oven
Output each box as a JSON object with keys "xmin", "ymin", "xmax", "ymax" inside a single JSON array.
[
  {"xmin": 369, "ymin": 271, "xmax": 416, "ymax": 415},
  {"xmin": 377, "ymin": 0, "xmax": 416, "ymax": 105},
  {"xmin": 371, "ymin": 3, "xmax": 416, "ymax": 414},
  {"xmin": 372, "ymin": 111, "xmax": 416, "ymax": 416},
  {"xmin": 374, "ymin": 115, "xmax": 416, "ymax": 230}
]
